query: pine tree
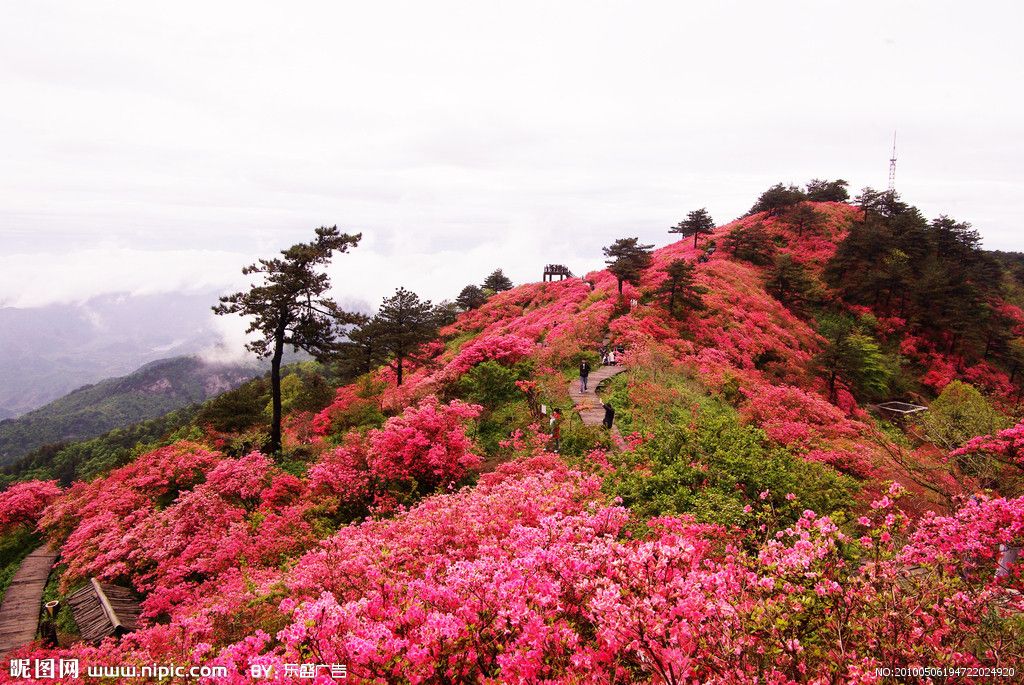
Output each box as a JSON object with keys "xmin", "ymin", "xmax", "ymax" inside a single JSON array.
[
  {"xmin": 748, "ymin": 183, "xmax": 806, "ymax": 217},
  {"xmin": 374, "ymin": 287, "xmax": 437, "ymax": 386},
  {"xmin": 766, "ymin": 254, "xmax": 817, "ymax": 310},
  {"xmin": 805, "ymin": 179, "xmax": 849, "ymax": 202},
  {"xmin": 657, "ymin": 259, "xmax": 706, "ymax": 318},
  {"xmin": 334, "ymin": 315, "xmax": 380, "ymax": 380},
  {"xmin": 813, "ymin": 316, "xmax": 892, "ymax": 403},
  {"xmin": 669, "ymin": 208, "xmax": 716, "ymax": 249},
  {"xmin": 784, "ymin": 203, "xmax": 824, "ymax": 237},
  {"xmin": 602, "ymin": 238, "xmax": 654, "ymax": 294},
  {"xmin": 456, "ymin": 284, "xmax": 487, "ymax": 310},
  {"xmin": 722, "ymin": 222, "xmax": 775, "ymax": 266},
  {"xmin": 482, "ymin": 269, "xmax": 513, "ymax": 293},
  {"xmin": 213, "ymin": 226, "xmax": 362, "ymax": 453}
]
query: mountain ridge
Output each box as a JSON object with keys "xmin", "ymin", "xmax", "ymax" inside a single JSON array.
[{"xmin": 0, "ymin": 355, "xmax": 260, "ymax": 464}]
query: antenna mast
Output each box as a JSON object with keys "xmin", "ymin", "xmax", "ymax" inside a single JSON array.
[{"xmin": 887, "ymin": 131, "xmax": 897, "ymax": 192}]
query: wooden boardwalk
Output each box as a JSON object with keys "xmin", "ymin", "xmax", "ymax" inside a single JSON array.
[
  {"xmin": 0, "ymin": 545, "xmax": 58, "ymax": 655},
  {"xmin": 569, "ymin": 365, "xmax": 626, "ymax": 430}
]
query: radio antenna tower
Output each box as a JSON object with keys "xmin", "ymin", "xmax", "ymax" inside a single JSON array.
[{"xmin": 887, "ymin": 131, "xmax": 897, "ymax": 192}]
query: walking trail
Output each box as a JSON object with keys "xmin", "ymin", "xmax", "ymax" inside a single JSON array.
[
  {"xmin": 0, "ymin": 545, "xmax": 58, "ymax": 655},
  {"xmin": 569, "ymin": 364, "xmax": 627, "ymax": 441}
]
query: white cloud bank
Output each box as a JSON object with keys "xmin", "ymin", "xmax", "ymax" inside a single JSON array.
[{"xmin": 1, "ymin": 0, "xmax": 1023, "ymax": 318}]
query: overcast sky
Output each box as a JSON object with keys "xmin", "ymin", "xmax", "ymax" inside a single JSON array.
[{"xmin": 2, "ymin": 0, "xmax": 1022, "ymax": 313}]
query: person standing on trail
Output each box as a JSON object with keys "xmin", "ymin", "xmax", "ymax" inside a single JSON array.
[
  {"xmin": 602, "ymin": 401, "xmax": 615, "ymax": 430},
  {"xmin": 549, "ymin": 408, "xmax": 563, "ymax": 453},
  {"xmin": 579, "ymin": 359, "xmax": 591, "ymax": 392}
]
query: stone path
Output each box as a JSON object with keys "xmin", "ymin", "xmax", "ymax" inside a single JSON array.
[
  {"xmin": 569, "ymin": 364, "xmax": 626, "ymax": 433},
  {"xmin": 0, "ymin": 545, "xmax": 58, "ymax": 655}
]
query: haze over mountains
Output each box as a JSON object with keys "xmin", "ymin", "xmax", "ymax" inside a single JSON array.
[
  {"xmin": 0, "ymin": 290, "xmax": 227, "ymax": 417},
  {"xmin": 0, "ymin": 354, "xmax": 261, "ymax": 465}
]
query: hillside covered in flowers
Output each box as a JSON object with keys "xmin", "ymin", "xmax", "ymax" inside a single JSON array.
[{"xmin": 3, "ymin": 184, "xmax": 1024, "ymax": 683}]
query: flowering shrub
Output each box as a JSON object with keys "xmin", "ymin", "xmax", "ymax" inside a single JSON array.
[
  {"xmin": 0, "ymin": 480, "xmax": 61, "ymax": 535},
  {"xmin": 366, "ymin": 395, "xmax": 482, "ymax": 489},
  {"xmin": 13, "ymin": 199, "xmax": 1024, "ymax": 681},
  {"xmin": 439, "ymin": 334, "xmax": 535, "ymax": 380},
  {"xmin": 740, "ymin": 384, "xmax": 859, "ymax": 447}
]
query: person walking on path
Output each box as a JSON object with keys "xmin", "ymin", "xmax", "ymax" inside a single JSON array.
[
  {"xmin": 602, "ymin": 401, "xmax": 615, "ymax": 430},
  {"xmin": 579, "ymin": 360, "xmax": 591, "ymax": 392}
]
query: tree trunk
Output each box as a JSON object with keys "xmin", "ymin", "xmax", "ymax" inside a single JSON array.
[
  {"xmin": 617, "ymin": 278, "xmax": 623, "ymax": 295},
  {"xmin": 396, "ymin": 355, "xmax": 404, "ymax": 386},
  {"xmin": 693, "ymin": 233, "xmax": 698, "ymax": 249},
  {"xmin": 268, "ymin": 330, "xmax": 285, "ymax": 454}
]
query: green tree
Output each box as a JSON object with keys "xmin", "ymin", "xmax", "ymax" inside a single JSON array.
[
  {"xmin": 766, "ymin": 254, "xmax": 817, "ymax": 310},
  {"xmin": 1007, "ymin": 338, "xmax": 1024, "ymax": 385},
  {"xmin": 456, "ymin": 284, "xmax": 487, "ymax": 310},
  {"xmin": 213, "ymin": 226, "xmax": 361, "ymax": 453},
  {"xmin": 334, "ymin": 315, "xmax": 380, "ymax": 380},
  {"xmin": 669, "ymin": 208, "xmax": 716, "ymax": 249},
  {"xmin": 783, "ymin": 203, "xmax": 825, "ymax": 237},
  {"xmin": 814, "ymin": 316, "xmax": 893, "ymax": 403},
  {"xmin": 748, "ymin": 183, "xmax": 806, "ymax": 217},
  {"xmin": 602, "ymin": 237, "xmax": 654, "ymax": 294},
  {"xmin": 482, "ymin": 269, "xmax": 513, "ymax": 293},
  {"xmin": 804, "ymin": 178, "xmax": 849, "ymax": 202},
  {"xmin": 262, "ymin": 370, "xmax": 331, "ymax": 418},
  {"xmin": 921, "ymin": 380, "xmax": 1006, "ymax": 452},
  {"xmin": 374, "ymin": 287, "xmax": 437, "ymax": 386},
  {"xmin": 657, "ymin": 259, "xmax": 706, "ymax": 318},
  {"xmin": 433, "ymin": 300, "xmax": 461, "ymax": 327},
  {"xmin": 722, "ymin": 222, "xmax": 775, "ymax": 266}
]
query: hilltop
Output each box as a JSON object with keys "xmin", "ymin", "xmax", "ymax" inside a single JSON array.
[
  {"xmin": 0, "ymin": 356, "xmax": 260, "ymax": 464},
  {"xmin": 3, "ymin": 186, "xmax": 1024, "ymax": 681}
]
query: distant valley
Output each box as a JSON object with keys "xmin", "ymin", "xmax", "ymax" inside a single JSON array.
[
  {"xmin": 0, "ymin": 290, "xmax": 228, "ymax": 417},
  {"xmin": 0, "ymin": 354, "xmax": 261, "ymax": 465}
]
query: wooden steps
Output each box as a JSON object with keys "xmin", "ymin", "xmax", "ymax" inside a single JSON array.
[{"xmin": 0, "ymin": 545, "xmax": 58, "ymax": 655}]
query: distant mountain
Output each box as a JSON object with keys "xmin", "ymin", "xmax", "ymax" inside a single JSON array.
[
  {"xmin": 0, "ymin": 291, "xmax": 227, "ymax": 417},
  {"xmin": 0, "ymin": 355, "xmax": 260, "ymax": 464}
]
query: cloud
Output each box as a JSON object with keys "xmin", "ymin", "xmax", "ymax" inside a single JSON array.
[
  {"xmin": 0, "ymin": 247, "xmax": 250, "ymax": 308},
  {"xmin": 1, "ymin": 0, "xmax": 1023, "ymax": 323}
]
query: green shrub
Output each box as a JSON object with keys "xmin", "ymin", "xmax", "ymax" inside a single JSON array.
[
  {"xmin": 605, "ymin": 402, "xmax": 856, "ymax": 529},
  {"xmin": 455, "ymin": 361, "xmax": 532, "ymax": 409}
]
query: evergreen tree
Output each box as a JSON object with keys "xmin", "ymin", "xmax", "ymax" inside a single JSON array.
[
  {"xmin": 826, "ymin": 197, "xmax": 1001, "ymax": 357},
  {"xmin": 657, "ymin": 259, "xmax": 706, "ymax": 318},
  {"xmin": 855, "ymin": 187, "xmax": 910, "ymax": 221},
  {"xmin": 722, "ymin": 222, "xmax": 775, "ymax": 266},
  {"xmin": 374, "ymin": 287, "xmax": 437, "ymax": 386},
  {"xmin": 482, "ymin": 269, "xmax": 513, "ymax": 293},
  {"xmin": 783, "ymin": 203, "xmax": 825, "ymax": 237},
  {"xmin": 748, "ymin": 183, "xmax": 806, "ymax": 217},
  {"xmin": 805, "ymin": 178, "xmax": 849, "ymax": 202},
  {"xmin": 334, "ymin": 315, "xmax": 380, "ymax": 380},
  {"xmin": 813, "ymin": 316, "xmax": 893, "ymax": 403},
  {"xmin": 456, "ymin": 284, "xmax": 487, "ymax": 310},
  {"xmin": 213, "ymin": 226, "xmax": 362, "ymax": 453},
  {"xmin": 602, "ymin": 237, "xmax": 654, "ymax": 294},
  {"xmin": 766, "ymin": 254, "xmax": 817, "ymax": 310},
  {"xmin": 433, "ymin": 300, "xmax": 461, "ymax": 327},
  {"xmin": 669, "ymin": 208, "xmax": 716, "ymax": 249}
]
